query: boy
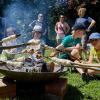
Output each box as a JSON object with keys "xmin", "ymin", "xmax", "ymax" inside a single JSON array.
[
  {"xmin": 75, "ymin": 7, "xmax": 96, "ymax": 49},
  {"xmin": 76, "ymin": 32, "xmax": 100, "ymax": 81},
  {"xmin": 1, "ymin": 27, "xmax": 18, "ymax": 61},
  {"xmin": 51, "ymin": 24, "xmax": 86, "ymax": 61}
]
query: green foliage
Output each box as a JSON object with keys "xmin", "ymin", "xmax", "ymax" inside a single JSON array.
[{"xmin": 48, "ymin": 5, "xmax": 67, "ymax": 25}]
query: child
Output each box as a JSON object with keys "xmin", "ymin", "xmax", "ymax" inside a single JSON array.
[
  {"xmin": 1, "ymin": 27, "xmax": 18, "ymax": 61},
  {"xmin": 87, "ymin": 32, "xmax": 100, "ymax": 75},
  {"xmin": 74, "ymin": 7, "xmax": 96, "ymax": 49},
  {"xmin": 51, "ymin": 24, "xmax": 86, "ymax": 61},
  {"xmin": 76, "ymin": 32, "xmax": 100, "ymax": 81}
]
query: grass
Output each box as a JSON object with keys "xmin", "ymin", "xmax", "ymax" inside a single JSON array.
[
  {"xmin": 45, "ymin": 50, "xmax": 100, "ymax": 100},
  {"xmin": 0, "ymin": 50, "xmax": 100, "ymax": 100},
  {"xmin": 0, "ymin": 72, "xmax": 100, "ymax": 100},
  {"xmin": 63, "ymin": 72, "xmax": 100, "ymax": 100}
]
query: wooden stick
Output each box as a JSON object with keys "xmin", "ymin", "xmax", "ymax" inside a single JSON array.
[
  {"xmin": 0, "ymin": 56, "xmax": 100, "ymax": 71},
  {"xmin": 0, "ymin": 34, "xmax": 21, "ymax": 44},
  {"xmin": 0, "ymin": 40, "xmax": 40, "ymax": 49},
  {"xmin": 41, "ymin": 45, "xmax": 81, "ymax": 62},
  {"xmin": 71, "ymin": 62, "xmax": 100, "ymax": 68},
  {"xmin": 51, "ymin": 57, "xmax": 100, "ymax": 69},
  {"xmin": 43, "ymin": 46, "xmax": 100, "ymax": 68},
  {"xmin": 73, "ymin": 65, "xmax": 100, "ymax": 71}
]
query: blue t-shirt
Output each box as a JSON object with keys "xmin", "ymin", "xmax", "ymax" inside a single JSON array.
[
  {"xmin": 58, "ymin": 35, "xmax": 81, "ymax": 59},
  {"xmin": 75, "ymin": 17, "xmax": 93, "ymax": 28}
]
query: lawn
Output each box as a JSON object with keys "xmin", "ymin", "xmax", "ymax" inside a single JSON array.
[
  {"xmin": 63, "ymin": 72, "xmax": 100, "ymax": 100},
  {"xmin": 0, "ymin": 72, "xmax": 100, "ymax": 100},
  {"xmin": 0, "ymin": 50, "xmax": 100, "ymax": 100},
  {"xmin": 45, "ymin": 50, "xmax": 100, "ymax": 100}
]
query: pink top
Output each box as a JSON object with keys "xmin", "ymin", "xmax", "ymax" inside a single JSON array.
[{"xmin": 55, "ymin": 22, "xmax": 70, "ymax": 37}]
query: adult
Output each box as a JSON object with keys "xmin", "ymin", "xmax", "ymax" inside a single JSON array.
[{"xmin": 55, "ymin": 15, "xmax": 70, "ymax": 45}]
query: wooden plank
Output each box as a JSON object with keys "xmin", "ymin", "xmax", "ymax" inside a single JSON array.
[{"xmin": 0, "ymin": 78, "xmax": 16, "ymax": 98}]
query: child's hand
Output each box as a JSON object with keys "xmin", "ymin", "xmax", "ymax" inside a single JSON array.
[
  {"xmin": 50, "ymin": 51, "xmax": 58, "ymax": 57},
  {"xmin": 86, "ymin": 29, "xmax": 91, "ymax": 32}
]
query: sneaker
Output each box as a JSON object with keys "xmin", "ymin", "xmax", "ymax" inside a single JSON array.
[{"xmin": 81, "ymin": 73, "xmax": 88, "ymax": 82}]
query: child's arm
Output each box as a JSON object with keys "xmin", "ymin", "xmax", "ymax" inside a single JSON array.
[
  {"xmin": 87, "ymin": 18, "xmax": 96, "ymax": 31},
  {"xmin": 63, "ymin": 44, "xmax": 81, "ymax": 52},
  {"xmin": 88, "ymin": 56, "xmax": 93, "ymax": 64}
]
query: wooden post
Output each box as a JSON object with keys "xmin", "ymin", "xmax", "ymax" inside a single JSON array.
[{"xmin": 0, "ymin": 77, "xmax": 16, "ymax": 98}]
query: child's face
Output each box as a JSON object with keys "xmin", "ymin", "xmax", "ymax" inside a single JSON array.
[
  {"xmin": 90, "ymin": 39, "xmax": 100, "ymax": 48},
  {"xmin": 34, "ymin": 32, "xmax": 41, "ymax": 39},
  {"xmin": 78, "ymin": 8, "xmax": 86, "ymax": 17},
  {"xmin": 75, "ymin": 30, "xmax": 85, "ymax": 38}
]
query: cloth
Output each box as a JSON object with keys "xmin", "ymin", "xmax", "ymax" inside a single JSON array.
[
  {"xmin": 74, "ymin": 17, "xmax": 93, "ymax": 49},
  {"xmin": 90, "ymin": 47, "xmax": 100, "ymax": 63},
  {"xmin": 74, "ymin": 17, "xmax": 93, "ymax": 29},
  {"xmin": 89, "ymin": 32, "xmax": 100, "ymax": 40},
  {"xmin": 56, "ymin": 22, "xmax": 67, "ymax": 36},
  {"xmin": 58, "ymin": 35, "xmax": 81, "ymax": 59},
  {"xmin": 29, "ymin": 20, "xmax": 47, "ymax": 36},
  {"xmin": 56, "ymin": 33, "xmax": 65, "ymax": 45}
]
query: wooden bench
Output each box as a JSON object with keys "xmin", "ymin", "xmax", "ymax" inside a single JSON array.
[
  {"xmin": 45, "ymin": 78, "xmax": 68, "ymax": 100},
  {"xmin": 0, "ymin": 77, "xmax": 16, "ymax": 98}
]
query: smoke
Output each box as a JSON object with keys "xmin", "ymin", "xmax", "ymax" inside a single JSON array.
[{"xmin": 3, "ymin": 0, "xmax": 53, "ymax": 42}]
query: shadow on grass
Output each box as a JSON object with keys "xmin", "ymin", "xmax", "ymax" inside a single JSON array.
[{"xmin": 64, "ymin": 84, "xmax": 84, "ymax": 100}]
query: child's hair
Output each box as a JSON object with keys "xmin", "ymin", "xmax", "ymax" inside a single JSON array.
[
  {"xmin": 78, "ymin": 7, "xmax": 87, "ymax": 17},
  {"xmin": 6, "ymin": 27, "xmax": 16, "ymax": 36},
  {"xmin": 78, "ymin": 7, "xmax": 86, "ymax": 13}
]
